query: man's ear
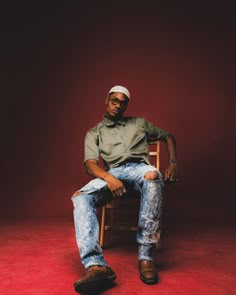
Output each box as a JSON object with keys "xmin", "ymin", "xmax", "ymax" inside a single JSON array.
[{"xmin": 105, "ymin": 97, "xmax": 108, "ymax": 105}]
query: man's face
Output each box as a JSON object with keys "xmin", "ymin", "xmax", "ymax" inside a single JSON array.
[{"xmin": 105, "ymin": 92, "xmax": 129, "ymax": 119}]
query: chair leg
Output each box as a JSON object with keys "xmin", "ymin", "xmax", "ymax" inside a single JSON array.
[
  {"xmin": 99, "ymin": 206, "xmax": 106, "ymax": 248},
  {"xmin": 99, "ymin": 204, "xmax": 162, "ymax": 251}
]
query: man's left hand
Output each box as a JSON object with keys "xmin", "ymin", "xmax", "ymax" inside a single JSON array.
[{"xmin": 164, "ymin": 163, "xmax": 178, "ymax": 184}]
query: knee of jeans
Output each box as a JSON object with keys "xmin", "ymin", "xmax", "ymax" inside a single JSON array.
[
  {"xmin": 72, "ymin": 191, "xmax": 92, "ymax": 209},
  {"xmin": 144, "ymin": 171, "xmax": 159, "ymax": 180},
  {"xmin": 72, "ymin": 190, "xmax": 83, "ymax": 198}
]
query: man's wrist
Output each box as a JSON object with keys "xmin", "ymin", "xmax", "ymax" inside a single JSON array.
[
  {"xmin": 169, "ymin": 159, "xmax": 177, "ymax": 164},
  {"xmin": 102, "ymin": 173, "xmax": 111, "ymax": 181}
]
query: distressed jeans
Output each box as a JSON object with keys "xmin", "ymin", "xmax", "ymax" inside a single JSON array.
[{"xmin": 71, "ymin": 162, "xmax": 164, "ymax": 269}]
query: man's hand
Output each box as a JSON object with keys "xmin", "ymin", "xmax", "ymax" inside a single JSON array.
[
  {"xmin": 103, "ymin": 174, "xmax": 126, "ymax": 198},
  {"xmin": 85, "ymin": 159, "xmax": 126, "ymax": 197},
  {"xmin": 164, "ymin": 134, "xmax": 178, "ymax": 184},
  {"xmin": 164, "ymin": 163, "xmax": 178, "ymax": 184}
]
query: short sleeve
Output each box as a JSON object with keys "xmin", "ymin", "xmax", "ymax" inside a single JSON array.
[
  {"xmin": 84, "ymin": 129, "xmax": 99, "ymax": 163},
  {"xmin": 143, "ymin": 118, "xmax": 170, "ymax": 141}
]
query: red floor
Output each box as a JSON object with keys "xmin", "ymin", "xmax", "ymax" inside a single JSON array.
[{"xmin": 0, "ymin": 217, "xmax": 235, "ymax": 295}]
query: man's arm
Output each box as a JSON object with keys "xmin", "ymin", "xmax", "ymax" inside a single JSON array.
[
  {"xmin": 164, "ymin": 134, "xmax": 178, "ymax": 183},
  {"xmin": 85, "ymin": 159, "xmax": 126, "ymax": 197}
]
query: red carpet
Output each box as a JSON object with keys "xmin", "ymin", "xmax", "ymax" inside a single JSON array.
[{"xmin": 0, "ymin": 217, "xmax": 235, "ymax": 295}]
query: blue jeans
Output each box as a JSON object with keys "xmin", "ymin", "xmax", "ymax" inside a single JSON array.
[{"xmin": 71, "ymin": 162, "xmax": 164, "ymax": 269}]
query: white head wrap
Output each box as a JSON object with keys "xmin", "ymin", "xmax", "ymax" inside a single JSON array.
[{"xmin": 108, "ymin": 85, "xmax": 130, "ymax": 99}]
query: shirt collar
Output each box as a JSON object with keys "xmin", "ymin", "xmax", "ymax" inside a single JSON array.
[{"xmin": 102, "ymin": 116, "xmax": 126, "ymax": 126}]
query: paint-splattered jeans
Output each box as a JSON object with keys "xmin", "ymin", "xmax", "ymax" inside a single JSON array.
[{"xmin": 71, "ymin": 162, "xmax": 164, "ymax": 269}]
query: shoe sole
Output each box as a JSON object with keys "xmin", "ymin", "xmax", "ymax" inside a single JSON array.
[
  {"xmin": 74, "ymin": 274, "xmax": 116, "ymax": 294},
  {"xmin": 140, "ymin": 275, "xmax": 159, "ymax": 285}
]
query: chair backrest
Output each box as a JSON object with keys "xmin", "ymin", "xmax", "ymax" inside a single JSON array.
[{"xmin": 148, "ymin": 141, "xmax": 160, "ymax": 170}]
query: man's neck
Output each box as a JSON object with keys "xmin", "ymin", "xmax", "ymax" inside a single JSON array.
[{"xmin": 104, "ymin": 113, "xmax": 123, "ymax": 122}]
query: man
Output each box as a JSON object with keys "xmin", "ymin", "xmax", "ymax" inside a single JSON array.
[{"xmin": 72, "ymin": 85, "xmax": 177, "ymax": 294}]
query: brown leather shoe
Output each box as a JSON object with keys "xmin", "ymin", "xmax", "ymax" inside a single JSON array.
[
  {"xmin": 74, "ymin": 265, "xmax": 116, "ymax": 294},
  {"xmin": 139, "ymin": 260, "xmax": 159, "ymax": 285}
]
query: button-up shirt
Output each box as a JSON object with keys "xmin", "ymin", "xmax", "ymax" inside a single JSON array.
[{"xmin": 84, "ymin": 116, "xmax": 170, "ymax": 169}]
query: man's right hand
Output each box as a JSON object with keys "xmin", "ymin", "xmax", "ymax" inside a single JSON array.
[
  {"xmin": 103, "ymin": 174, "xmax": 126, "ymax": 198},
  {"xmin": 85, "ymin": 159, "xmax": 126, "ymax": 198}
]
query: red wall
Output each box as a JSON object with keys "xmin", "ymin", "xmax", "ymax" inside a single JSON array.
[{"xmin": 1, "ymin": 2, "xmax": 235, "ymax": 223}]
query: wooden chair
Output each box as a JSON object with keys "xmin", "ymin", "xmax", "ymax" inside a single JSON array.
[{"xmin": 99, "ymin": 141, "xmax": 161, "ymax": 249}]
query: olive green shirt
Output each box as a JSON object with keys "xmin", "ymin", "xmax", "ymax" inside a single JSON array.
[{"xmin": 84, "ymin": 116, "xmax": 170, "ymax": 169}]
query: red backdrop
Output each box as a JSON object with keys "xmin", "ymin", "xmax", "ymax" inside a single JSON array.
[{"xmin": 1, "ymin": 2, "xmax": 235, "ymax": 223}]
